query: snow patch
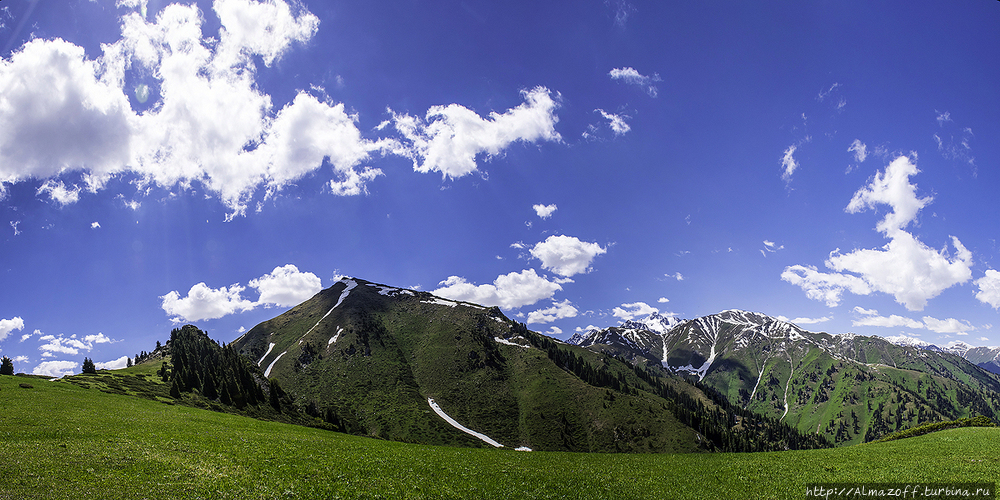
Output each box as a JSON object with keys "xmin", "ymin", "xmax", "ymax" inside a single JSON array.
[
  {"xmin": 427, "ymin": 398, "xmax": 503, "ymax": 448},
  {"xmin": 423, "ymin": 297, "xmax": 458, "ymax": 307},
  {"xmin": 257, "ymin": 342, "xmax": 276, "ymax": 367},
  {"xmin": 328, "ymin": 327, "xmax": 344, "ymax": 345},
  {"xmin": 515, "ymin": 446, "xmax": 532, "ymax": 452},
  {"xmin": 264, "ymin": 351, "xmax": 286, "ymax": 378},
  {"xmin": 494, "ymin": 336, "xmax": 530, "ymax": 348},
  {"xmin": 303, "ymin": 279, "xmax": 358, "ymax": 338}
]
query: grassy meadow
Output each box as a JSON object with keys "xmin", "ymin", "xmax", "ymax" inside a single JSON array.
[{"xmin": 1, "ymin": 373, "xmax": 998, "ymax": 500}]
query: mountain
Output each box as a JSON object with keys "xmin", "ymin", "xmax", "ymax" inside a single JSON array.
[
  {"xmin": 230, "ymin": 278, "xmax": 829, "ymax": 453},
  {"xmin": 934, "ymin": 342, "xmax": 1000, "ymax": 375},
  {"xmin": 574, "ymin": 310, "xmax": 1000, "ymax": 445}
]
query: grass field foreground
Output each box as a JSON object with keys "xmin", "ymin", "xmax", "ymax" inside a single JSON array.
[{"xmin": 1, "ymin": 374, "xmax": 998, "ymax": 499}]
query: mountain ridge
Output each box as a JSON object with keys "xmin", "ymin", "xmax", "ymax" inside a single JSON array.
[{"xmin": 568, "ymin": 309, "xmax": 1000, "ymax": 445}]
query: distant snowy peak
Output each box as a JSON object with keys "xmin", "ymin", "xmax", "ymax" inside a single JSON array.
[
  {"xmin": 883, "ymin": 335, "xmax": 936, "ymax": 349},
  {"xmin": 620, "ymin": 312, "xmax": 681, "ymax": 334}
]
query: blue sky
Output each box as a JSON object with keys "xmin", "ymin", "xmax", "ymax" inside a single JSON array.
[{"xmin": 1, "ymin": 0, "xmax": 999, "ymax": 377}]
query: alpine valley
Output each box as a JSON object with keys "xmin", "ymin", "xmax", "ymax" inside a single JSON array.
[
  {"xmin": 103, "ymin": 277, "xmax": 1000, "ymax": 455},
  {"xmin": 569, "ymin": 309, "xmax": 1000, "ymax": 445}
]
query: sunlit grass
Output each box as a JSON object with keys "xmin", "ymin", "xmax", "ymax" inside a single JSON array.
[{"xmin": 1, "ymin": 374, "xmax": 998, "ymax": 499}]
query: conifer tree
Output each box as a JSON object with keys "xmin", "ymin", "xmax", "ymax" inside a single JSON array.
[
  {"xmin": 0, "ymin": 356, "xmax": 14, "ymax": 375},
  {"xmin": 82, "ymin": 357, "xmax": 96, "ymax": 374}
]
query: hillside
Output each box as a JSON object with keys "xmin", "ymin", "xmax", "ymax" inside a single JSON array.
[
  {"xmin": 230, "ymin": 278, "xmax": 828, "ymax": 453},
  {"xmin": 571, "ymin": 310, "xmax": 1000, "ymax": 445},
  {"xmin": 1, "ymin": 374, "xmax": 998, "ymax": 500}
]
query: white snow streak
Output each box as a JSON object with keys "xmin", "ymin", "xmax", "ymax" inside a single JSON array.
[
  {"xmin": 328, "ymin": 326, "xmax": 344, "ymax": 345},
  {"xmin": 780, "ymin": 352, "xmax": 794, "ymax": 421},
  {"xmin": 494, "ymin": 336, "xmax": 529, "ymax": 348},
  {"xmin": 264, "ymin": 351, "xmax": 286, "ymax": 378},
  {"xmin": 422, "ymin": 298, "xmax": 459, "ymax": 307},
  {"xmin": 257, "ymin": 342, "xmax": 276, "ymax": 366},
  {"xmin": 303, "ymin": 279, "xmax": 358, "ymax": 338},
  {"xmin": 427, "ymin": 398, "xmax": 504, "ymax": 448}
]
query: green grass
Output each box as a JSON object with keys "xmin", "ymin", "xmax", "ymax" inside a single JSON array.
[{"xmin": 2, "ymin": 374, "xmax": 999, "ymax": 499}]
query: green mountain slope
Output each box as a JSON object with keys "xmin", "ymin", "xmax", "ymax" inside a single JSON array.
[
  {"xmin": 575, "ymin": 310, "xmax": 1000, "ymax": 445},
  {"xmin": 230, "ymin": 278, "xmax": 827, "ymax": 452},
  {"xmin": 2, "ymin": 374, "xmax": 998, "ymax": 500}
]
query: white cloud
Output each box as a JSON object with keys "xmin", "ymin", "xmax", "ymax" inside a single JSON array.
[
  {"xmin": 0, "ymin": 1, "xmax": 390, "ymax": 218},
  {"xmin": 546, "ymin": 326, "xmax": 563, "ymax": 335},
  {"xmin": 784, "ymin": 156, "xmax": 973, "ymax": 311},
  {"xmin": 595, "ymin": 109, "xmax": 630, "ymax": 135},
  {"xmin": 975, "ymin": 270, "xmax": 1000, "ymax": 309},
  {"xmin": 391, "ymin": 86, "xmax": 562, "ymax": 179},
  {"xmin": 776, "ymin": 315, "xmax": 831, "ymax": 325},
  {"xmin": 848, "ymin": 139, "xmax": 868, "ymax": 163},
  {"xmin": 608, "ymin": 67, "xmax": 660, "ymax": 97},
  {"xmin": 781, "ymin": 265, "xmax": 871, "ymax": 307},
  {"xmin": 762, "ymin": 240, "xmax": 784, "ymax": 255},
  {"xmin": 12, "ymin": 355, "xmax": 29, "ymax": 364},
  {"xmin": 37, "ymin": 180, "xmax": 83, "ymax": 206},
  {"xmin": 612, "ymin": 302, "xmax": 658, "ymax": 321},
  {"xmin": 851, "ymin": 307, "xmax": 923, "ymax": 329},
  {"xmin": 529, "ymin": 235, "xmax": 607, "ymax": 277},
  {"xmin": 533, "ymin": 204, "xmax": 557, "ymax": 219},
  {"xmin": 527, "ymin": 299, "xmax": 579, "ymax": 324},
  {"xmin": 95, "ymin": 356, "xmax": 131, "ymax": 370},
  {"xmin": 922, "ymin": 316, "xmax": 975, "ymax": 335},
  {"xmin": 91, "ymin": 221, "xmax": 101, "ymax": 229},
  {"xmin": 35, "ymin": 332, "xmax": 112, "ymax": 357},
  {"xmin": 657, "ymin": 297, "xmax": 670, "ymax": 303},
  {"xmin": 781, "ymin": 145, "xmax": 798, "ymax": 183},
  {"xmin": 575, "ymin": 325, "xmax": 601, "ymax": 333},
  {"xmin": 160, "ymin": 282, "xmax": 255, "ymax": 323},
  {"xmin": 845, "ymin": 156, "xmax": 930, "ymax": 234},
  {"xmin": 432, "ymin": 269, "xmax": 562, "ymax": 309},
  {"xmin": 826, "ymin": 233, "xmax": 972, "ymax": 311},
  {"xmin": 0, "ymin": 38, "xmax": 133, "ymax": 186},
  {"xmin": 0, "ymin": 316, "xmax": 25, "ymax": 342},
  {"xmin": 32, "ymin": 360, "xmax": 79, "ymax": 378},
  {"xmin": 666, "ymin": 272, "xmax": 684, "ymax": 281},
  {"xmin": 249, "ymin": 264, "xmax": 323, "ymax": 307},
  {"xmin": 851, "ymin": 307, "xmax": 974, "ymax": 334}
]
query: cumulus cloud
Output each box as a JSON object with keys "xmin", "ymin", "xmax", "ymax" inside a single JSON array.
[
  {"xmin": 391, "ymin": 86, "xmax": 562, "ymax": 179},
  {"xmin": 533, "ymin": 204, "xmax": 557, "ymax": 219},
  {"xmin": 527, "ymin": 299, "xmax": 579, "ymax": 324},
  {"xmin": 249, "ymin": 264, "xmax": 323, "ymax": 307},
  {"xmin": 776, "ymin": 315, "xmax": 832, "ymax": 325},
  {"xmin": 608, "ymin": 67, "xmax": 660, "ymax": 97},
  {"xmin": 0, "ymin": 316, "xmax": 25, "ymax": 342},
  {"xmin": 432, "ymin": 269, "xmax": 562, "ymax": 309},
  {"xmin": 851, "ymin": 307, "xmax": 923, "ymax": 329},
  {"xmin": 35, "ymin": 331, "xmax": 111, "ymax": 358},
  {"xmin": 780, "ymin": 265, "xmax": 871, "ymax": 307},
  {"xmin": 160, "ymin": 264, "xmax": 322, "ymax": 321},
  {"xmin": 612, "ymin": 302, "xmax": 658, "ymax": 321},
  {"xmin": 0, "ymin": 1, "xmax": 397, "ymax": 218},
  {"xmin": 783, "ymin": 156, "xmax": 972, "ymax": 311},
  {"xmin": 975, "ymin": 270, "xmax": 1000, "ymax": 309},
  {"xmin": 32, "ymin": 360, "xmax": 79, "ymax": 378},
  {"xmin": 161, "ymin": 282, "xmax": 255, "ymax": 323},
  {"xmin": 95, "ymin": 356, "xmax": 131, "ymax": 370},
  {"xmin": 852, "ymin": 307, "xmax": 974, "ymax": 334},
  {"xmin": 530, "ymin": 235, "xmax": 607, "ymax": 277}
]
